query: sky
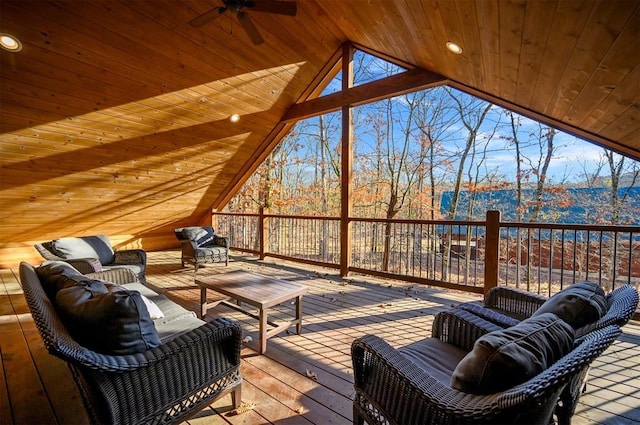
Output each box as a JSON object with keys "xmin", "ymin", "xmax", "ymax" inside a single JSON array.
[{"xmin": 313, "ymin": 49, "xmax": 638, "ymax": 186}]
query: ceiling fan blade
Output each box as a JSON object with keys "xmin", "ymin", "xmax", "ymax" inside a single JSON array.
[
  {"xmin": 237, "ymin": 11, "xmax": 265, "ymax": 45},
  {"xmin": 248, "ymin": 0, "xmax": 297, "ymax": 16},
  {"xmin": 189, "ymin": 7, "xmax": 227, "ymax": 27}
]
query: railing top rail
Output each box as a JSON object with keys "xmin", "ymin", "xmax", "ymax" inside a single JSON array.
[
  {"xmin": 500, "ymin": 221, "xmax": 640, "ymax": 232},
  {"xmin": 349, "ymin": 217, "xmax": 484, "ymax": 226},
  {"xmin": 214, "ymin": 211, "xmax": 640, "ymax": 233},
  {"xmin": 266, "ymin": 214, "xmax": 341, "ymax": 220},
  {"xmin": 215, "ymin": 212, "xmax": 261, "ymax": 217}
]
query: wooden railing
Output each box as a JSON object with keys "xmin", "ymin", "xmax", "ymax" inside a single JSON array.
[{"xmin": 213, "ymin": 209, "xmax": 640, "ymax": 296}]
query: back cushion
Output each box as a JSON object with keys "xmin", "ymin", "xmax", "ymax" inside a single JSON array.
[
  {"xmin": 533, "ymin": 281, "xmax": 607, "ymax": 329},
  {"xmin": 36, "ymin": 261, "xmax": 85, "ymax": 298},
  {"xmin": 56, "ymin": 281, "xmax": 161, "ymax": 355},
  {"xmin": 182, "ymin": 226, "xmax": 214, "ymax": 246},
  {"xmin": 451, "ymin": 313, "xmax": 574, "ymax": 394},
  {"xmin": 50, "ymin": 235, "xmax": 115, "ymax": 265}
]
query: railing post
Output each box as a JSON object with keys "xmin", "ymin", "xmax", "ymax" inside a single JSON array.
[
  {"xmin": 484, "ymin": 210, "xmax": 501, "ymax": 296},
  {"xmin": 260, "ymin": 207, "xmax": 269, "ymax": 260}
]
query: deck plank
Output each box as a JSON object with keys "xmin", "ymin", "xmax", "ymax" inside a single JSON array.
[{"xmin": 2, "ymin": 250, "xmax": 640, "ymax": 425}]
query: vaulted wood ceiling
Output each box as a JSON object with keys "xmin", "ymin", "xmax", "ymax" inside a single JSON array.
[{"xmin": 1, "ymin": 0, "xmax": 638, "ymax": 267}]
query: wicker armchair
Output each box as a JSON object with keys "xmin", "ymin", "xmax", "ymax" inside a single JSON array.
[
  {"xmin": 20, "ymin": 262, "xmax": 242, "ymax": 425},
  {"xmin": 454, "ymin": 283, "xmax": 638, "ymax": 424},
  {"xmin": 351, "ymin": 309, "xmax": 621, "ymax": 425},
  {"xmin": 174, "ymin": 226, "xmax": 229, "ymax": 270}
]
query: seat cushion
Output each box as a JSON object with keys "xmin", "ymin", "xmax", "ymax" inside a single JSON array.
[
  {"xmin": 451, "ymin": 313, "xmax": 574, "ymax": 394},
  {"xmin": 398, "ymin": 338, "xmax": 468, "ymax": 386},
  {"xmin": 532, "ymin": 281, "xmax": 607, "ymax": 329},
  {"xmin": 55, "ymin": 280, "xmax": 161, "ymax": 355},
  {"xmin": 49, "ymin": 235, "xmax": 115, "ymax": 265},
  {"xmin": 123, "ymin": 282, "xmax": 205, "ymax": 342},
  {"xmin": 182, "ymin": 226, "xmax": 215, "ymax": 247}
]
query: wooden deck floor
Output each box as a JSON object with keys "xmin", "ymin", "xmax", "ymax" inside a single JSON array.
[{"xmin": 2, "ymin": 250, "xmax": 639, "ymax": 425}]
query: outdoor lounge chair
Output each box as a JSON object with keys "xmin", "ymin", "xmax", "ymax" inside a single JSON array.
[
  {"xmin": 174, "ymin": 226, "xmax": 229, "ymax": 270},
  {"xmin": 453, "ymin": 283, "xmax": 639, "ymax": 424},
  {"xmin": 351, "ymin": 308, "xmax": 621, "ymax": 425}
]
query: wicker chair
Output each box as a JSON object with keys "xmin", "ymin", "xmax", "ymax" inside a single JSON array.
[
  {"xmin": 20, "ymin": 261, "xmax": 242, "ymax": 425},
  {"xmin": 174, "ymin": 226, "xmax": 229, "ymax": 270},
  {"xmin": 351, "ymin": 309, "xmax": 621, "ymax": 425},
  {"xmin": 454, "ymin": 283, "xmax": 638, "ymax": 424}
]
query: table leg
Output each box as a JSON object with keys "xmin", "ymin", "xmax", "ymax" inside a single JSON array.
[
  {"xmin": 259, "ymin": 307, "xmax": 267, "ymax": 354},
  {"xmin": 296, "ymin": 295, "xmax": 303, "ymax": 334},
  {"xmin": 199, "ymin": 286, "xmax": 207, "ymax": 319}
]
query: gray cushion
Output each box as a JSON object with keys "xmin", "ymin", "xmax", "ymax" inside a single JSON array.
[
  {"xmin": 451, "ymin": 313, "xmax": 574, "ymax": 394},
  {"xmin": 123, "ymin": 282, "xmax": 205, "ymax": 342},
  {"xmin": 532, "ymin": 281, "xmax": 607, "ymax": 329},
  {"xmin": 50, "ymin": 235, "xmax": 115, "ymax": 265},
  {"xmin": 55, "ymin": 281, "xmax": 161, "ymax": 355},
  {"xmin": 398, "ymin": 338, "xmax": 468, "ymax": 386},
  {"xmin": 182, "ymin": 226, "xmax": 215, "ymax": 247}
]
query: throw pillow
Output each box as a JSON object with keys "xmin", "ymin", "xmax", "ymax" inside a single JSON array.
[
  {"xmin": 56, "ymin": 281, "xmax": 161, "ymax": 355},
  {"xmin": 36, "ymin": 261, "xmax": 88, "ymax": 298},
  {"xmin": 182, "ymin": 226, "xmax": 214, "ymax": 247},
  {"xmin": 141, "ymin": 294, "xmax": 165, "ymax": 320},
  {"xmin": 50, "ymin": 235, "xmax": 115, "ymax": 265},
  {"xmin": 532, "ymin": 281, "xmax": 607, "ymax": 329},
  {"xmin": 451, "ymin": 313, "xmax": 574, "ymax": 394}
]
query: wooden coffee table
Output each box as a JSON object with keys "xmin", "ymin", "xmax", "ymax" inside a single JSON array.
[{"xmin": 195, "ymin": 270, "xmax": 308, "ymax": 354}]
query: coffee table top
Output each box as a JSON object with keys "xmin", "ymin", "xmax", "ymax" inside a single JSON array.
[{"xmin": 196, "ymin": 270, "xmax": 308, "ymax": 308}]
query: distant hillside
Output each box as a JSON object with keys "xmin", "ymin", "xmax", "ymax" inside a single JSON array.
[{"xmin": 440, "ymin": 187, "xmax": 640, "ymax": 225}]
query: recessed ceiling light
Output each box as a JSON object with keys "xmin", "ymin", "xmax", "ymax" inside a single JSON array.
[
  {"xmin": 446, "ymin": 41, "xmax": 463, "ymax": 55},
  {"xmin": 230, "ymin": 114, "xmax": 240, "ymax": 123},
  {"xmin": 0, "ymin": 33, "xmax": 22, "ymax": 52}
]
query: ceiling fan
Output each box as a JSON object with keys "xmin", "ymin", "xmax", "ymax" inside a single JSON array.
[{"xmin": 189, "ymin": 0, "xmax": 297, "ymax": 45}]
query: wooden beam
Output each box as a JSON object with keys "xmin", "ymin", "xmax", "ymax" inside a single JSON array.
[{"xmin": 282, "ymin": 68, "xmax": 448, "ymax": 123}]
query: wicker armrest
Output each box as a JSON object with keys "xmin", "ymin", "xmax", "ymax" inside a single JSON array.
[
  {"xmin": 65, "ymin": 258, "xmax": 102, "ymax": 274},
  {"xmin": 484, "ymin": 286, "xmax": 547, "ymax": 319},
  {"xmin": 213, "ymin": 235, "xmax": 229, "ymax": 248},
  {"xmin": 66, "ymin": 318, "xmax": 242, "ymax": 372},
  {"xmin": 432, "ymin": 308, "xmax": 503, "ymax": 351},
  {"xmin": 113, "ymin": 249, "xmax": 147, "ymax": 266},
  {"xmin": 456, "ymin": 302, "xmax": 521, "ymax": 329},
  {"xmin": 86, "ymin": 268, "xmax": 139, "ymax": 285}
]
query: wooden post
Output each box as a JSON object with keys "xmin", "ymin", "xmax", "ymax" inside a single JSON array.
[
  {"xmin": 260, "ymin": 207, "xmax": 269, "ymax": 260},
  {"xmin": 340, "ymin": 43, "xmax": 354, "ymax": 277},
  {"xmin": 484, "ymin": 210, "xmax": 501, "ymax": 296},
  {"xmin": 210, "ymin": 208, "xmax": 218, "ymax": 230}
]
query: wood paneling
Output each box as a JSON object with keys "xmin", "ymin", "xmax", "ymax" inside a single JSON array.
[{"xmin": 1, "ymin": 0, "xmax": 638, "ymax": 267}]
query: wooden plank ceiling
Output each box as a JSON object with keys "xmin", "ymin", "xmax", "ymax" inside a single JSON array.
[{"xmin": 1, "ymin": 0, "xmax": 638, "ymax": 267}]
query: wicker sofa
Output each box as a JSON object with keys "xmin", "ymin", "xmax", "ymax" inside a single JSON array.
[
  {"xmin": 34, "ymin": 234, "xmax": 147, "ymax": 283},
  {"xmin": 352, "ymin": 309, "xmax": 621, "ymax": 425},
  {"xmin": 20, "ymin": 261, "xmax": 242, "ymax": 425}
]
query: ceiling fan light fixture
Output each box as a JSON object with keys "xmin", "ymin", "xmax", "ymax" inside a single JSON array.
[
  {"xmin": 230, "ymin": 114, "xmax": 241, "ymax": 123},
  {"xmin": 446, "ymin": 41, "xmax": 463, "ymax": 55},
  {"xmin": 0, "ymin": 33, "xmax": 22, "ymax": 52}
]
